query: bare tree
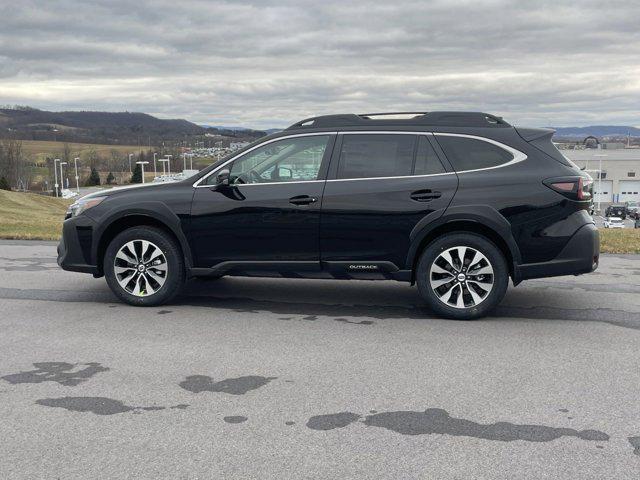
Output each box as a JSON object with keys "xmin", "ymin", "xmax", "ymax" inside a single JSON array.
[{"xmin": 0, "ymin": 137, "xmax": 25, "ymax": 189}]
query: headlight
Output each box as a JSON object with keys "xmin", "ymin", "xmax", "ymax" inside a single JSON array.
[{"xmin": 66, "ymin": 196, "xmax": 107, "ymax": 218}]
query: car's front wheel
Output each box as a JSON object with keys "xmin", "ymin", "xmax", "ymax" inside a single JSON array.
[
  {"xmin": 416, "ymin": 233, "xmax": 509, "ymax": 320},
  {"xmin": 104, "ymin": 227, "xmax": 184, "ymax": 306}
]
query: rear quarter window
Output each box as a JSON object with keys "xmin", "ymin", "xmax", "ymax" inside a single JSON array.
[{"xmin": 436, "ymin": 135, "xmax": 514, "ymax": 172}]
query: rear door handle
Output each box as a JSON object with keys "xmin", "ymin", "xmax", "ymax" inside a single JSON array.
[
  {"xmin": 289, "ymin": 195, "xmax": 317, "ymax": 206},
  {"xmin": 410, "ymin": 190, "xmax": 442, "ymax": 202}
]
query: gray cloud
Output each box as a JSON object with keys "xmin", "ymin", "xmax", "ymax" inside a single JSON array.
[{"xmin": 0, "ymin": 0, "xmax": 638, "ymax": 128}]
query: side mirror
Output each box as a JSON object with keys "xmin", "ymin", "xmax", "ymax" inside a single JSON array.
[
  {"xmin": 216, "ymin": 168, "xmax": 230, "ymax": 186},
  {"xmin": 278, "ymin": 167, "xmax": 293, "ymax": 180}
]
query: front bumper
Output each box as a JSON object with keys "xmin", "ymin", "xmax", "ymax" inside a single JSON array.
[
  {"xmin": 516, "ymin": 223, "xmax": 599, "ymax": 281},
  {"xmin": 57, "ymin": 215, "xmax": 99, "ymax": 275}
]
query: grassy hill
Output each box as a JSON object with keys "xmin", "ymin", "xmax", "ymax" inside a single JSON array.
[{"xmin": 0, "ymin": 190, "xmax": 70, "ymax": 240}]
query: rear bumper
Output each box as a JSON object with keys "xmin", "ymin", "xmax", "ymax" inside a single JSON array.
[
  {"xmin": 516, "ymin": 223, "xmax": 599, "ymax": 281},
  {"xmin": 57, "ymin": 215, "xmax": 99, "ymax": 275}
]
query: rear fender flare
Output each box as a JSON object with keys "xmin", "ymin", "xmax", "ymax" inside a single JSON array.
[{"xmin": 406, "ymin": 204, "xmax": 522, "ymax": 274}]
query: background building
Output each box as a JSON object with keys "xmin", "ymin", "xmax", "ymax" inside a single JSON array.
[{"xmin": 563, "ymin": 148, "xmax": 640, "ymax": 206}]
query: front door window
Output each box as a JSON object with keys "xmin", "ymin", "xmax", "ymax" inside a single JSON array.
[{"xmin": 223, "ymin": 135, "xmax": 330, "ymax": 184}]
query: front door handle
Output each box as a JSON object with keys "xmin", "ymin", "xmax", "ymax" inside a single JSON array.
[
  {"xmin": 289, "ymin": 195, "xmax": 317, "ymax": 206},
  {"xmin": 410, "ymin": 190, "xmax": 442, "ymax": 202}
]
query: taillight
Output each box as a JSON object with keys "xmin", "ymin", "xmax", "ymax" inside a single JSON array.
[{"xmin": 543, "ymin": 176, "xmax": 593, "ymax": 201}]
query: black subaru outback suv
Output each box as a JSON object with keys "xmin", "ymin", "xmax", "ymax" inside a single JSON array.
[{"xmin": 58, "ymin": 112, "xmax": 598, "ymax": 319}]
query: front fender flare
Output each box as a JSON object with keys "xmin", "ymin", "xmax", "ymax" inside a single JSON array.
[{"xmin": 89, "ymin": 201, "xmax": 193, "ymax": 270}]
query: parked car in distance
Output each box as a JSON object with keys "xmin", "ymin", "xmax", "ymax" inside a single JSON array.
[
  {"xmin": 603, "ymin": 217, "xmax": 625, "ymax": 229},
  {"xmin": 58, "ymin": 111, "xmax": 598, "ymax": 320},
  {"xmin": 625, "ymin": 200, "xmax": 639, "ymax": 219},
  {"xmin": 605, "ymin": 204, "xmax": 627, "ymax": 219}
]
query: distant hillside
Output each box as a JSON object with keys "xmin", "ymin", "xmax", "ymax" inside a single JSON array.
[
  {"xmin": 551, "ymin": 125, "xmax": 640, "ymax": 138},
  {"xmin": 200, "ymin": 125, "xmax": 282, "ymax": 135},
  {"xmin": 0, "ymin": 107, "xmax": 266, "ymax": 145}
]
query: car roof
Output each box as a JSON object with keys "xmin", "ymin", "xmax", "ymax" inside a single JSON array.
[{"xmin": 285, "ymin": 111, "xmax": 511, "ymax": 130}]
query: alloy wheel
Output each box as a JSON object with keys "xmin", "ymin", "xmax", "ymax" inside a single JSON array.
[
  {"xmin": 113, "ymin": 240, "xmax": 168, "ymax": 296},
  {"xmin": 429, "ymin": 246, "xmax": 494, "ymax": 309}
]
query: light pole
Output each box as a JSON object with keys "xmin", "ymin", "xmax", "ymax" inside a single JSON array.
[
  {"xmin": 53, "ymin": 158, "xmax": 60, "ymax": 197},
  {"xmin": 73, "ymin": 157, "xmax": 80, "ymax": 193},
  {"xmin": 59, "ymin": 161, "xmax": 67, "ymax": 193},
  {"xmin": 595, "ymin": 154, "xmax": 607, "ymax": 213},
  {"xmin": 182, "ymin": 152, "xmax": 187, "ymax": 172},
  {"xmin": 159, "ymin": 158, "xmax": 169, "ymax": 176},
  {"xmin": 153, "ymin": 152, "xmax": 157, "ymax": 178},
  {"xmin": 128, "ymin": 153, "xmax": 133, "ymax": 174},
  {"xmin": 164, "ymin": 155, "xmax": 172, "ymax": 175},
  {"xmin": 136, "ymin": 161, "xmax": 150, "ymax": 184}
]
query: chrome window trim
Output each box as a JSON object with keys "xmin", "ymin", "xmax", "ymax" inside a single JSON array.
[
  {"xmin": 192, "ymin": 131, "xmax": 337, "ymax": 188},
  {"xmin": 193, "ymin": 130, "xmax": 527, "ymax": 187},
  {"xmin": 433, "ymin": 132, "xmax": 527, "ymax": 174},
  {"xmin": 227, "ymin": 180, "xmax": 325, "ymax": 187},
  {"xmin": 326, "ymin": 172, "xmax": 456, "ymax": 182}
]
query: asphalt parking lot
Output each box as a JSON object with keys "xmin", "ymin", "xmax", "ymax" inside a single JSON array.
[
  {"xmin": 593, "ymin": 215, "xmax": 637, "ymax": 228},
  {"xmin": 1, "ymin": 240, "xmax": 640, "ymax": 479}
]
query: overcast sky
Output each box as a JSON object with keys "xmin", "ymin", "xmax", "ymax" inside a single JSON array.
[{"xmin": 0, "ymin": 0, "xmax": 638, "ymax": 128}]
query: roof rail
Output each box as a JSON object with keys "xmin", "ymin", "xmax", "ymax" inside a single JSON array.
[
  {"xmin": 286, "ymin": 111, "xmax": 510, "ymax": 130},
  {"xmin": 359, "ymin": 112, "xmax": 428, "ymax": 118}
]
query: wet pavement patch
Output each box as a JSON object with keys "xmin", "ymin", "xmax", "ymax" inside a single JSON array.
[
  {"xmin": 1, "ymin": 362, "xmax": 108, "ymax": 386},
  {"xmin": 35, "ymin": 397, "xmax": 168, "ymax": 415},
  {"xmin": 629, "ymin": 437, "xmax": 640, "ymax": 456},
  {"xmin": 362, "ymin": 408, "xmax": 609, "ymax": 442},
  {"xmin": 157, "ymin": 310, "xmax": 172, "ymax": 315},
  {"xmin": 223, "ymin": 415, "xmax": 248, "ymax": 424},
  {"xmin": 179, "ymin": 375, "xmax": 277, "ymax": 395},
  {"xmin": 335, "ymin": 318, "xmax": 374, "ymax": 325},
  {"xmin": 306, "ymin": 412, "xmax": 361, "ymax": 431}
]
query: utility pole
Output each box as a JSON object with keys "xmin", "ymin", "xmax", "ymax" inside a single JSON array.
[
  {"xmin": 53, "ymin": 158, "xmax": 60, "ymax": 197},
  {"xmin": 59, "ymin": 161, "xmax": 67, "ymax": 193},
  {"xmin": 165, "ymin": 155, "xmax": 172, "ymax": 175},
  {"xmin": 128, "ymin": 153, "xmax": 133, "ymax": 174},
  {"xmin": 153, "ymin": 152, "xmax": 157, "ymax": 178},
  {"xmin": 73, "ymin": 157, "xmax": 80, "ymax": 193}
]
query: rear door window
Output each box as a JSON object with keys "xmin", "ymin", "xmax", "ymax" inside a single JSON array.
[
  {"xmin": 337, "ymin": 134, "xmax": 415, "ymax": 179},
  {"xmin": 436, "ymin": 135, "xmax": 514, "ymax": 172},
  {"xmin": 414, "ymin": 136, "xmax": 446, "ymax": 175}
]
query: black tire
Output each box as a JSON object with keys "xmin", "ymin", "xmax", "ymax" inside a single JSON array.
[
  {"xmin": 416, "ymin": 232, "xmax": 509, "ymax": 320},
  {"xmin": 104, "ymin": 226, "xmax": 184, "ymax": 306}
]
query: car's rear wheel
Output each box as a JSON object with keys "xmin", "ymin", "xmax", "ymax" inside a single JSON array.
[
  {"xmin": 416, "ymin": 233, "xmax": 508, "ymax": 320},
  {"xmin": 104, "ymin": 227, "xmax": 184, "ymax": 306}
]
